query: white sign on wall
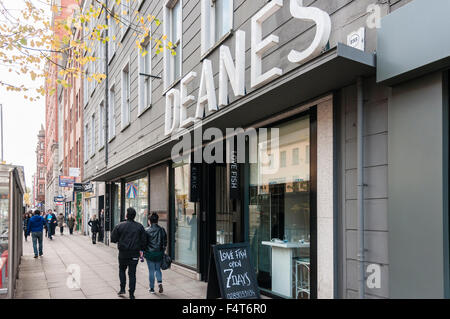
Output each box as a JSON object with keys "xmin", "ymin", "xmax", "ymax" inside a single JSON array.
[
  {"xmin": 69, "ymin": 167, "xmax": 80, "ymax": 177},
  {"xmin": 347, "ymin": 27, "xmax": 365, "ymax": 51},
  {"xmin": 165, "ymin": 0, "xmax": 332, "ymax": 136}
]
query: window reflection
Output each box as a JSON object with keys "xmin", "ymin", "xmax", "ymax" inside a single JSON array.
[
  {"xmin": 125, "ymin": 176, "xmax": 148, "ymax": 227},
  {"xmin": 249, "ymin": 116, "xmax": 311, "ymax": 299},
  {"xmin": 173, "ymin": 162, "xmax": 198, "ymax": 269}
]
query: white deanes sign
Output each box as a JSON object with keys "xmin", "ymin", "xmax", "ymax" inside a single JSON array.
[{"xmin": 165, "ymin": 0, "xmax": 332, "ymax": 136}]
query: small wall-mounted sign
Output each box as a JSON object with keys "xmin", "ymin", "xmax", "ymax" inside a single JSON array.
[
  {"xmin": 69, "ymin": 167, "xmax": 80, "ymax": 177},
  {"xmin": 347, "ymin": 27, "xmax": 365, "ymax": 51}
]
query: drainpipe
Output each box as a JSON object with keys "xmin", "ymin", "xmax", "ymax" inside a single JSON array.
[
  {"xmin": 104, "ymin": 0, "xmax": 109, "ymax": 167},
  {"xmin": 357, "ymin": 77, "xmax": 365, "ymax": 299},
  {"xmin": 104, "ymin": 0, "xmax": 109, "ymax": 244}
]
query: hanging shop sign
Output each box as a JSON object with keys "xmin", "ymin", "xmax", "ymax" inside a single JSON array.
[
  {"xmin": 59, "ymin": 176, "xmax": 75, "ymax": 187},
  {"xmin": 74, "ymin": 183, "xmax": 93, "ymax": 193},
  {"xmin": 207, "ymin": 243, "xmax": 260, "ymax": 299},
  {"xmin": 229, "ymin": 150, "xmax": 240, "ymax": 200},
  {"xmin": 54, "ymin": 195, "xmax": 65, "ymax": 203},
  {"xmin": 189, "ymin": 163, "xmax": 201, "ymax": 202},
  {"xmin": 165, "ymin": 0, "xmax": 331, "ymax": 136},
  {"xmin": 69, "ymin": 167, "xmax": 81, "ymax": 177}
]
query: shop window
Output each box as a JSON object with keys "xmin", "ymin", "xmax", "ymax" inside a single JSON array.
[
  {"xmin": 163, "ymin": 0, "xmax": 182, "ymax": 89},
  {"xmin": 249, "ymin": 115, "xmax": 311, "ymax": 299},
  {"xmin": 125, "ymin": 175, "xmax": 148, "ymax": 227},
  {"xmin": 0, "ymin": 185, "xmax": 9, "ymax": 292},
  {"xmin": 113, "ymin": 182, "xmax": 121, "ymax": 228},
  {"xmin": 201, "ymin": 0, "xmax": 234, "ymax": 55},
  {"xmin": 172, "ymin": 161, "xmax": 198, "ymax": 269}
]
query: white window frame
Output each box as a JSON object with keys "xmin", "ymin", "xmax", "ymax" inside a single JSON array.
[
  {"xmin": 121, "ymin": 60, "xmax": 131, "ymax": 130},
  {"xmin": 99, "ymin": 32, "xmax": 105, "ymax": 75},
  {"xmin": 108, "ymin": 6, "xmax": 117, "ymax": 63},
  {"xmin": 163, "ymin": 0, "xmax": 182, "ymax": 90},
  {"xmin": 108, "ymin": 83, "xmax": 116, "ymax": 141},
  {"xmin": 201, "ymin": 0, "xmax": 234, "ymax": 55},
  {"xmin": 84, "ymin": 123, "xmax": 89, "ymax": 163},
  {"xmin": 99, "ymin": 100, "xmax": 105, "ymax": 150},
  {"xmin": 90, "ymin": 113, "xmax": 95, "ymax": 157},
  {"xmin": 84, "ymin": 67, "xmax": 89, "ymax": 106},
  {"xmin": 120, "ymin": 0, "xmax": 131, "ymax": 41},
  {"xmin": 138, "ymin": 42, "xmax": 152, "ymax": 116}
]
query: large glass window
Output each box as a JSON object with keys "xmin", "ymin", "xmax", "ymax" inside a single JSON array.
[
  {"xmin": 0, "ymin": 185, "xmax": 9, "ymax": 292},
  {"xmin": 249, "ymin": 115, "xmax": 311, "ymax": 299},
  {"xmin": 113, "ymin": 182, "xmax": 121, "ymax": 228},
  {"xmin": 125, "ymin": 175, "xmax": 148, "ymax": 227},
  {"xmin": 173, "ymin": 162, "xmax": 198, "ymax": 269}
]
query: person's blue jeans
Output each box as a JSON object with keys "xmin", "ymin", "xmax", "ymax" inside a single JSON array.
[
  {"xmin": 31, "ymin": 232, "xmax": 43, "ymax": 256},
  {"xmin": 146, "ymin": 259, "xmax": 162, "ymax": 289}
]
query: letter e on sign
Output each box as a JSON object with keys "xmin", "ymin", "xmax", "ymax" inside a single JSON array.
[{"xmin": 288, "ymin": 0, "xmax": 331, "ymax": 64}]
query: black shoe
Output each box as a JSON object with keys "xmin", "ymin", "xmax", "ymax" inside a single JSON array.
[
  {"xmin": 158, "ymin": 283, "xmax": 163, "ymax": 293},
  {"xmin": 39, "ymin": 253, "xmax": 43, "ymax": 257},
  {"xmin": 34, "ymin": 255, "xmax": 38, "ymax": 258},
  {"xmin": 129, "ymin": 294, "xmax": 135, "ymax": 300},
  {"xmin": 118, "ymin": 289, "xmax": 126, "ymax": 296},
  {"xmin": 149, "ymin": 288, "xmax": 155, "ymax": 294}
]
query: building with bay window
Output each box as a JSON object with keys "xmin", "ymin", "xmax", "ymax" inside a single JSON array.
[{"xmin": 82, "ymin": 0, "xmax": 450, "ymax": 299}]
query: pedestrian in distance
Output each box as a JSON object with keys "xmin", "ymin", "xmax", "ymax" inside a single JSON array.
[
  {"xmin": 43, "ymin": 211, "xmax": 49, "ymax": 237},
  {"xmin": 46, "ymin": 209, "xmax": 57, "ymax": 240},
  {"xmin": 57, "ymin": 213, "xmax": 65, "ymax": 235},
  {"xmin": 88, "ymin": 214, "xmax": 100, "ymax": 244},
  {"xmin": 67, "ymin": 214, "xmax": 76, "ymax": 235},
  {"xmin": 111, "ymin": 207, "xmax": 147, "ymax": 300},
  {"xmin": 26, "ymin": 210, "xmax": 46, "ymax": 258},
  {"xmin": 23, "ymin": 211, "xmax": 31, "ymax": 242},
  {"xmin": 144, "ymin": 212, "xmax": 167, "ymax": 294}
]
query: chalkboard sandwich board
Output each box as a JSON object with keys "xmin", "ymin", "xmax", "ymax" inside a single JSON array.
[{"xmin": 206, "ymin": 242, "xmax": 260, "ymax": 299}]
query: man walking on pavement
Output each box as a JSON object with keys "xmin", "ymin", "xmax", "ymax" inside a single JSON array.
[
  {"xmin": 111, "ymin": 207, "xmax": 147, "ymax": 300},
  {"xmin": 26, "ymin": 210, "xmax": 46, "ymax": 258}
]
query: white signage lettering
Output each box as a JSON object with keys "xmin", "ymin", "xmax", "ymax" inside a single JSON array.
[
  {"xmin": 180, "ymin": 71, "xmax": 197, "ymax": 128},
  {"xmin": 195, "ymin": 59, "xmax": 218, "ymax": 119},
  {"xmin": 164, "ymin": 0, "xmax": 332, "ymax": 136},
  {"xmin": 288, "ymin": 0, "xmax": 331, "ymax": 64},
  {"xmin": 251, "ymin": 0, "xmax": 283, "ymax": 89},
  {"xmin": 219, "ymin": 30, "xmax": 246, "ymax": 107},
  {"xmin": 164, "ymin": 88, "xmax": 180, "ymax": 136}
]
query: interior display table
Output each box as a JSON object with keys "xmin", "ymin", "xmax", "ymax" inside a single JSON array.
[{"xmin": 261, "ymin": 241, "xmax": 310, "ymax": 298}]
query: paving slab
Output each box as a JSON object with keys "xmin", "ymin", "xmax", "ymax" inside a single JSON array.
[{"xmin": 14, "ymin": 232, "xmax": 207, "ymax": 299}]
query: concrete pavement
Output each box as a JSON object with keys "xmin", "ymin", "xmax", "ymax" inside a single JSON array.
[{"xmin": 14, "ymin": 231, "xmax": 207, "ymax": 299}]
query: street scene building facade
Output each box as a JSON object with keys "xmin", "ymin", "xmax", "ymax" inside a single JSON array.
[
  {"xmin": 34, "ymin": 0, "xmax": 450, "ymax": 299},
  {"xmin": 33, "ymin": 125, "xmax": 46, "ymax": 210}
]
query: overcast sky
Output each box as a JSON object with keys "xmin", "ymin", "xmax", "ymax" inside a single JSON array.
[{"xmin": 0, "ymin": 0, "xmax": 49, "ymax": 190}]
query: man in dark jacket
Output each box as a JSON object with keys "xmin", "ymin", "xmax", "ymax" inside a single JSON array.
[
  {"xmin": 144, "ymin": 212, "xmax": 167, "ymax": 294},
  {"xmin": 111, "ymin": 207, "xmax": 147, "ymax": 299},
  {"xmin": 27, "ymin": 210, "xmax": 46, "ymax": 258}
]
